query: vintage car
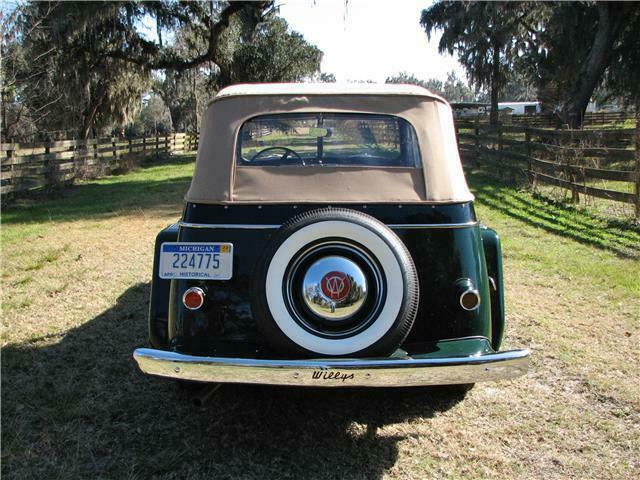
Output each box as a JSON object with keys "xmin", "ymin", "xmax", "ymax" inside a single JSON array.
[{"xmin": 133, "ymin": 83, "xmax": 530, "ymax": 388}]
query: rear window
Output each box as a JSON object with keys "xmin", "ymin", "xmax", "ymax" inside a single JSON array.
[{"xmin": 237, "ymin": 113, "xmax": 421, "ymax": 167}]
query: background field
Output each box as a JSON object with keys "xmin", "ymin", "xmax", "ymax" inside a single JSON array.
[{"xmin": 2, "ymin": 153, "xmax": 639, "ymax": 479}]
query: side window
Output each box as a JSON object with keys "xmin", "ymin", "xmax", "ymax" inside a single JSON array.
[{"xmin": 238, "ymin": 113, "xmax": 421, "ymax": 168}]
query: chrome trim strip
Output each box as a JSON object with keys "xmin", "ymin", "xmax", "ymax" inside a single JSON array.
[
  {"xmin": 178, "ymin": 221, "xmax": 479, "ymax": 230},
  {"xmin": 179, "ymin": 222, "xmax": 281, "ymax": 230},
  {"xmin": 389, "ymin": 221, "xmax": 478, "ymax": 229},
  {"xmin": 437, "ymin": 335, "xmax": 490, "ymax": 343},
  {"xmin": 133, "ymin": 348, "xmax": 529, "ymax": 388}
]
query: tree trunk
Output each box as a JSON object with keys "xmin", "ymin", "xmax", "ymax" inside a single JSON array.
[
  {"xmin": 635, "ymin": 108, "xmax": 639, "ymax": 222},
  {"xmin": 82, "ymin": 83, "xmax": 108, "ymax": 140},
  {"xmin": 489, "ymin": 43, "xmax": 501, "ymax": 125},
  {"xmin": 561, "ymin": 3, "xmax": 625, "ymax": 129},
  {"xmin": 193, "ymin": 73, "xmax": 199, "ymax": 133},
  {"xmin": 157, "ymin": 88, "xmax": 181, "ymax": 132},
  {"xmin": 1, "ymin": 89, "xmax": 8, "ymax": 141},
  {"xmin": 165, "ymin": 105, "xmax": 178, "ymax": 132}
]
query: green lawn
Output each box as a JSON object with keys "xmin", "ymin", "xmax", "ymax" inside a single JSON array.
[{"xmin": 1, "ymin": 153, "xmax": 638, "ymax": 479}]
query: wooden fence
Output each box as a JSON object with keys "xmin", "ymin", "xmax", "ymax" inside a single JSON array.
[
  {"xmin": 4, "ymin": 123, "xmax": 640, "ymax": 220},
  {"xmin": 1, "ymin": 132, "xmax": 199, "ymax": 201},
  {"xmin": 456, "ymin": 111, "xmax": 635, "ymax": 129},
  {"xmin": 455, "ymin": 120, "xmax": 640, "ymax": 220}
]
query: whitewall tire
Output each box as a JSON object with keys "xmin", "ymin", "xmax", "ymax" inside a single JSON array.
[{"xmin": 251, "ymin": 208, "xmax": 419, "ymax": 358}]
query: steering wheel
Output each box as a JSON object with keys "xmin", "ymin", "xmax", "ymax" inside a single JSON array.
[{"xmin": 249, "ymin": 146, "xmax": 305, "ymax": 165}]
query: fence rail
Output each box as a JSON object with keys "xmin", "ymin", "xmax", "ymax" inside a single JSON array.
[
  {"xmin": 4, "ymin": 123, "xmax": 639, "ymax": 221},
  {"xmin": 1, "ymin": 132, "xmax": 199, "ymax": 200},
  {"xmin": 455, "ymin": 120, "xmax": 640, "ymax": 220},
  {"xmin": 455, "ymin": 111, "xmax": 635, "ymax": 128}
]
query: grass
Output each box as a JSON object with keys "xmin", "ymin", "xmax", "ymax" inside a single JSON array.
[
  {"xmin": 1, "ymin": 153, "xmax": 639, "ymax": 479},
  {"xmin": 458, "ymin": 127, "xmax": 639, "ymax": 222},
  {"xmin": 534, "ymin": 180, "xmax": 638, "ymax": 222}
]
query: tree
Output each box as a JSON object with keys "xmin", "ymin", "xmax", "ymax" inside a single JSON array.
[
  {"xmin": 155, "ymin": 69, "xmax": 209, "ymax": 134},
  {"xmin": 560, "ymin": 3, "xmax": 637, "ymax": 127},
  {"xmin": 2, "ymin": 1, "xmax": 324, "ymax": 140},
  {"xmin": 224, "ymin": 17, "xmax": 322, "ymax": 85},
  {"xmin": 1, "ymin": 8, "xmax": 38, "ymax": 141},
  {"xmin": 499, "ymin": 71, "xmax": 537, "ymax": 102},
  {"xmin": 3, "ymin": 2, "xmax": 155, "ymax": 140},
  {"xmin": 102, "ymin": 1, "xmax": 274, "ymax": 77},
  {"xmin": 385, "ymin": 71, "xmax": 478, "ymax": 103},
  {"xmin": 515, "ymin": 2, "xmax": 640, "ymax": 126},
  {"xmin": 385, "ymin": 72, "xmax": 444, "ymax": 94},
  {"xmin": 151, "ymin": 27, "xmax": 213, "ymax": 134},
  {"xmin": 315, "ymin": 72, "xmax": 337, "ymax": 83},
  {"xmin": 152, "ymin": 16, "xmax": 322, "ymax": 133},
  {"xmin": 420, "ymin": 1, "xmax": 537, "ymax": 124},
  {"xmin": 601, "ymin": 5, "xmax": 640, "ymax": 109},
  {"xmin": 129, "ymin": 94, "xmax": 172, "ymax": 136},
  {"xmin": 442, "ymin": 71, "xmax": 476, "ymax": 103}
]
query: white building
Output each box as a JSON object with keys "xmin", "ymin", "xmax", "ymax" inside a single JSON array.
[{"xmin": 498, "ymin": 102, "xmax": 541, "ymax": 115}]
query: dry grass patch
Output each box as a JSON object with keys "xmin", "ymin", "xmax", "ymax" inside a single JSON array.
[{"xmin": 1, "ymin": 155, "xmax": 638, "ymax": 479}]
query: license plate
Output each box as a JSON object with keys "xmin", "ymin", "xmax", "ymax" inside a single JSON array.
[{"xmin": 159, "ymin": 243, "xmax": 233, "ymax": 280}]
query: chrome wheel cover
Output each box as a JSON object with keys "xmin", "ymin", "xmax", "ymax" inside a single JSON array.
[
  {"xmin": 283, "ymin": 241, "xmax": 386, "ymax": 339},
  {"xmin": 301, "ymin": 255, "xmax": 368, "ymax": 321}
]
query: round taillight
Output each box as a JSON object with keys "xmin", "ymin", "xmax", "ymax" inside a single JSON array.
[
  {"xmin": 455, "ymin": 278, "xmax": 481, "ymax": 311},
  {"xmin": 459, "ymin": 288, "xmax": 481, "ymax": 311},
  {"xmin": 183, "ymin": 287, "xmax": 205, "ymax": 310}
]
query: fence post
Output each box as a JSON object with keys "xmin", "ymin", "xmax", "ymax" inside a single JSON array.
[
  {"xmin": 635, "ymin": 110, "xmax": 639, "ymax": 222},
  {"xmin": 525, "ymin": 129, "xmax": 533, "ymax": 186},
  {"xmin": 562, "ymin": 132, "xmax": 580, "ymax": 204},
  {"xmin": 7, "ymin": 145, "xmax": 14, "ymax": 196},
  {"xmin": 498, "ymin": 127, "xmax": 504, "ymax": 179},
  {"xmin": 77, "ymin": 139, "xmax": 87, "ymax": 181},
  {"xmin": 474, "ymin": 126, "xmax": 480, "ymax": 167},
  {"xmin": 44, "ymin": 141, "xmax": 51, "ymax": 188},
  {"xmin": 112, "ymin": 138, "xmax": 117, "ymax": 171},
  {"xmin": 67, "ymin": 140, "xmax": 76, "ymax": 186}
]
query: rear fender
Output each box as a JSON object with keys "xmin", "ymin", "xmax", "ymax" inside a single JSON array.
[
  {"xmin": 149, "ymin": 223, "xmax": 179, "ymax": 349},
  {"xmin": 480, "ymin": 226, "xmax": 505, "ymax": 350}
]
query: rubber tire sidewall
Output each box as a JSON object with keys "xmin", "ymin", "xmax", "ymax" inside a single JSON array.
[{"xmin": 252, "ymin": 208, "xmax": 419, "ymax": 358}]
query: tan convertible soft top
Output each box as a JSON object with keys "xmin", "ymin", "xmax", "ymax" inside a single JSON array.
[{"xmin": 186, "ymin": 83, "xmax": 473, "ymax": 204}]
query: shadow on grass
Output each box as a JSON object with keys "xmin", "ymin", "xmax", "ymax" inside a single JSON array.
[
  {"xmin": 467, "ymin": 170, "xmax": 640, "ymax": 259},
  {"xmin": 1, "ymin": 283, "xmax": 467, "ymax": 479},
  {"xmin": 2, "ymin": 154, "xmax": 194, "ymax": 226}
]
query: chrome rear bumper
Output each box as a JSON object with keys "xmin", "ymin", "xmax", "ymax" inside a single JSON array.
[{"xmin": 133, "ymin": 348, "xmax": 530, "ymax": 387}]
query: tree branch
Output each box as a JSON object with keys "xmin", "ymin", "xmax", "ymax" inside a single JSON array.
[{"xmin": 103, "ymin": 2, "xmax": 271, "ymax": 71}]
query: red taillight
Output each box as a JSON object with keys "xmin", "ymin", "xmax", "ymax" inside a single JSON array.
[{"xmin": 183, "ymin": 287, "xmax": 205, "ymax": 310}]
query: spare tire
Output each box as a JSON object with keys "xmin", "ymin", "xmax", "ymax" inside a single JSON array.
[{"xmin": 251, "ymin": 208, "xmax": 419, "ymax": 358}]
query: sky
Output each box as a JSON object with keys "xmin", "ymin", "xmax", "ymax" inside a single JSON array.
[{"xmin": 278, "ymin": 0, "xmax": 466, "ymax": 83}]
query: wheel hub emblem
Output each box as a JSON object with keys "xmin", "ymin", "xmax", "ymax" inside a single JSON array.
[{"xmin": 321, "ymin": 271, "xmax": 351, "ymax": 301}]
